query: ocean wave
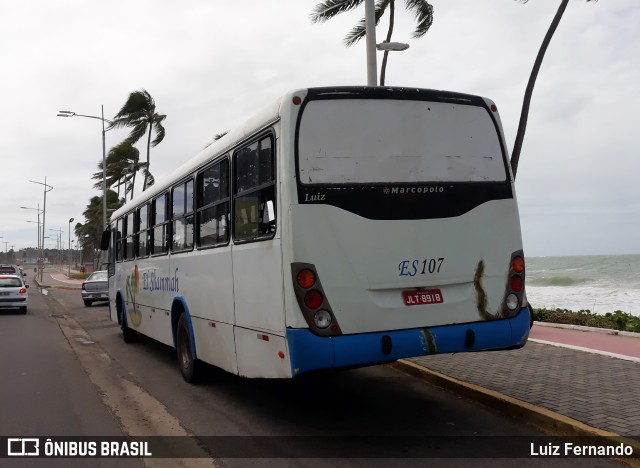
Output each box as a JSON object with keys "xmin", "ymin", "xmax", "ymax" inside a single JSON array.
[
  {"xmin": 526, "ymin": 286, "xmax": 640, "ymax": 316},
  {"xmin": 528, "ymin": 276, "xmax": 591, "ymax": 287}
]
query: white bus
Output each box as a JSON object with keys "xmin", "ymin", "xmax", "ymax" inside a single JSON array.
[{"xmin": 103, "ymin": 86, "xmax": 531, "ymax": 383}]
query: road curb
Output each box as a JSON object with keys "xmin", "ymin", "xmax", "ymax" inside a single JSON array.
[
  {"xmin": 390, "ymin": 360, "xmax": 640, "ymax": 466},
  {"xmin": 534, "ymin": 321, "xmax": 640, "ymax": 339},
  {"xmin": 33, "ymin": 277, "xmax": 80, "ymax": 291}
]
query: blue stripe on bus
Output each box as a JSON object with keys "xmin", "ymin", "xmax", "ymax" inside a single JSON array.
[{"xmin": 287, "ymin": 307, "xmax": 531, "ymax": 376}]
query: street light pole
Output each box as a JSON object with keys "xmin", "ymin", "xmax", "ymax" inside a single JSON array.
[
  {"xmin": 28, "ymin": 178, "xmax": 53, "ymax": 282},
  {"xmin": 68, "ymin": 217, "xmax": 74, "ymax": 277},
  {"xmin": 364, "ymin": 0, "xmax": 378, "ymax": 86},
  {"xmin": 21, "ymin": 205, "xmax": 44, "ymax": 267},
  {"xmin": 57, "ymin": 107, "xmax": 113, "ymax": 231}
]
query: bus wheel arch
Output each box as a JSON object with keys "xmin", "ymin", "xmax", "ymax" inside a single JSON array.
[{"xmin": 172, "ymin": 298, "xmax": 201, "ymax": 383}]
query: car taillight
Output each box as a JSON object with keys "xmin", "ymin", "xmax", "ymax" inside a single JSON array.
[{"xmin": 19, "ymin": 288, "xmax": 27, "ymax": 294}]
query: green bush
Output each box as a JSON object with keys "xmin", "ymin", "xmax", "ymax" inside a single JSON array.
[{"xmin": 533, "ymin": 308, "xmax": 640, "ymax": 333}]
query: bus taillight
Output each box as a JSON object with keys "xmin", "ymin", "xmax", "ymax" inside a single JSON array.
[
  {"xmin": 504, "ymin": 251, "xmax": 526, "ymax": 315},
  {"xmin": 511, "ymin": 256, "xmax": 525, "ymax": 273},
  {"xmin": 291, "ymin": 263, "xmax": 342, "ymax": 336},
  {"xmin": 314, "ymin": 310, "xmax": 332, "ymax": 329},
  {"xmin": 297, "ymin": 269, "xmax": 316, "ymax": 289},
  {"xmin": 509, "ymin": 276, "xmax": 523, "ymax": 293},
  {"xmin": 304, "ymin": 290, "xmax": 323, "ymax": 309}
]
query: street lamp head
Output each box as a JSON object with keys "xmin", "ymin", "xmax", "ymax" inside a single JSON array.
[
  {"xmin": 376, "ymin": 41, "xmax": 410, "ymax": 51},
  {"xmin": 69, "ymin": 217, "xmax": 74, "ymax": 223},
  {"xmin": 57, "ymin": 110, "xmax": 75, "ymax": 117}
]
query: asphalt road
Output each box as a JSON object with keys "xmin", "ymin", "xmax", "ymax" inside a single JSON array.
[
  {"xmin": 0, "ymin": 270, "xmax": 621, "ymax": 467},
  {"xmin": 0, "ymin": 271, "xmax": 142, "ymax": 468}
]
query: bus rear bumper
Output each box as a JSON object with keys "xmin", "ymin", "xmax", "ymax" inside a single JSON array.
[{"xmin": 287, "ymin": 306, "xmax": 531, "ymax": 377}]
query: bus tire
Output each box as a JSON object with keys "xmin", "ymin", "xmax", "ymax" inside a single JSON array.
[
  {"xmin": 176, "ymin": 313, "xmax": 201, "ymax": 383},
  {"xmin": 122, "ymin": 323, "xmax": 138, "ymax": 343},
  {"xmin": 118, "ymin": 298, "xmax": 137, "ymax": 343}
]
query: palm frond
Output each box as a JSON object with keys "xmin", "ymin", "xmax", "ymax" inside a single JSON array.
[
  {"xmin": 125, "ymin": 122, "xmax": 149, "ymax": 145},
  {"xmin": 150, "ymin": 115, "xmax": 166, "ymax": 147},
  {"xmin": 143, "ymin": 168, "xmax": 155, "ymax": 188},
  {"xmin": 114, "ymin": 89, "xmax": 154, "ymax": 118},
  {"xmin": 404, "ymin": 0, "xmax": 433, "ymax": 38},
  {"xmin": 344, "ymin": 0, "xmax": 390, "ymax": 46},
  {"xmin": 311, "ymin": 0, "xmax": 363, "ymax": 23}
]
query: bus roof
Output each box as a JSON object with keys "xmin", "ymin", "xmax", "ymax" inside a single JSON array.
[{"xmin": 110, "ymin": 86, "xmax": 496, "ymax": 221}]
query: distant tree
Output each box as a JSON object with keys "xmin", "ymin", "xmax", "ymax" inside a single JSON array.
[
  {"xmin": 76, "ymin": 190, "xmax": 123, "ymax": 266},
  {"xmin": 203, "ymin": 131, "xmax": 229, "ymax": 150},
  {"xmin": 510, "ymin": 0, "xmax": 595, "ymax": 178},
  {"xmin": 311, "ymin": 0, "xmax": 434, "ymax": 85},
  {"xmin": 108, "ymin": 90, "xmax": 166, "ymax": 191}
]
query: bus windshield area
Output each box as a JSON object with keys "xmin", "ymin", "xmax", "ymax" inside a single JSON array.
[{"xmin": 297, "ymin": 98, "xmax": 507, "ymax": 185}]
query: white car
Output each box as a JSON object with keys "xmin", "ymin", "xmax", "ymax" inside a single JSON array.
[{"xmin": 0, "ymin": 274, "xmax": 29, "ymax": 314}]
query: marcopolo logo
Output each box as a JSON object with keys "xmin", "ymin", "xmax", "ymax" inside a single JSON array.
[{"xmin": 383, "ymin": 186, "xmax": 445, "ymax": 195}]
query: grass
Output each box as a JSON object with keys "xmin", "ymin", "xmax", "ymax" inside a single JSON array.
[
  {"xmin": 533, "ymin": 308, "xmax": 640, "ymax": 333},
  {"xmin": 69, "ymin": 273, "xmax": 90, "ymax": 280}
]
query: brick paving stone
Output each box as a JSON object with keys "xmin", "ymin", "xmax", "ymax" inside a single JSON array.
[{"xmin": 408, "ymin": 340, "xmax": 640, "ymax": 437}]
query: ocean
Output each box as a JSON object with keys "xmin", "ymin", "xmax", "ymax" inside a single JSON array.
[{"xmin": 525, "ymin": 254, "xmax": 640, "ymax": 316}]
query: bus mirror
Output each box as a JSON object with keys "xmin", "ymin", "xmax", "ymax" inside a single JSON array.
[{"xmin": 100, "ymin": 230, "xmax": 110, "ymax": 251}]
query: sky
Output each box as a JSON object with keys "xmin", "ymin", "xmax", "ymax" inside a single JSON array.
[{"xmin": 0, "ymin": 0, "xmax": 638, "ymax": 258}]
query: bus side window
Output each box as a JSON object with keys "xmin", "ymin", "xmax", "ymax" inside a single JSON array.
[
  {"xmin": 197, "ymin": 158, "xmax": 230, "ymax": 247},
  {"xmin": 233, "ymin": 135, "xmax": 276, "ymax": 241},
  {"xmin": 137, "ymin": 204, "xmax": 149, "ymax": 258},
  {"xmin": 151, "ymin": 193, "xmax": 169, "ymax": 255},
  {"xmin": 171, "ymin": 179, "xmax": 194, "ymax": 252},
  {"xmin": 116, "ymin": 218, "xmax": 123, "ymax": 262}
]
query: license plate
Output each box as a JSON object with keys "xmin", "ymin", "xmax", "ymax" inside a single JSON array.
[
  {"xmin": 0, "ymin": 292, "xmax": 9, "ymax": 296},
  {"xmin": 402, "ymin": 289, "xmax": 443, "ymax": 306}
]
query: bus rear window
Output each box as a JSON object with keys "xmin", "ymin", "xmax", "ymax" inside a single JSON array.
[{"xmin": 297, "ymin": 99, "xmax": 506, "ymax": 184}]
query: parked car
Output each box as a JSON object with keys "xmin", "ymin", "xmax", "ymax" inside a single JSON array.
[
  {"xmin": 0, "ymin": 274, "xmax": 29, "ymax": 314},
  {"xmin": 0, "ymin": 264, "xmax": 23, "ymax": 276},
  {"xmin": 81, "ymin": 270, "xmax": 109, "ymax": 307}
]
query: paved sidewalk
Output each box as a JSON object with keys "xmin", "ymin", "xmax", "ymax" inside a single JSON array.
[
  {"xmin": 33, "ymin": 268, "xmax": 85, "ymax": 289},
  {"xmin": 401, "ymin": 325, "xmax": 640, "ymax": 441}
]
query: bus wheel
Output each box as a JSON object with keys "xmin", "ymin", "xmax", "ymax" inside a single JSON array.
[
  {"xmin": 176, "ymin": 314, "xmax": 201, "ymax": 383},
  {"xmin": 118, "ymin": 301, "xmax": 137, "ymax": 343},
  {"xmin": 122, "ymin": 322, "xmax": 138, "ymax": 343}
]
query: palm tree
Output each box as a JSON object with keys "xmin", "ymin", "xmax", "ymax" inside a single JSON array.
[
  {"xmin": 311, "ymin": 0, "xmax": 434, "ymax": 85},
  {"xmin": 77, "ymin": 190, "xmax": 123, "ymax": 268},
  {"xmin": 108, "ymin": 90, "xmax": 166, "ymax": 191},
  {"xmin": 510, "ymin": 0, "xmax": 594, "ymax": 179},
  {"xmin": 91, "ymin": 141, "xmax": 139, "ymax": 197}
]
